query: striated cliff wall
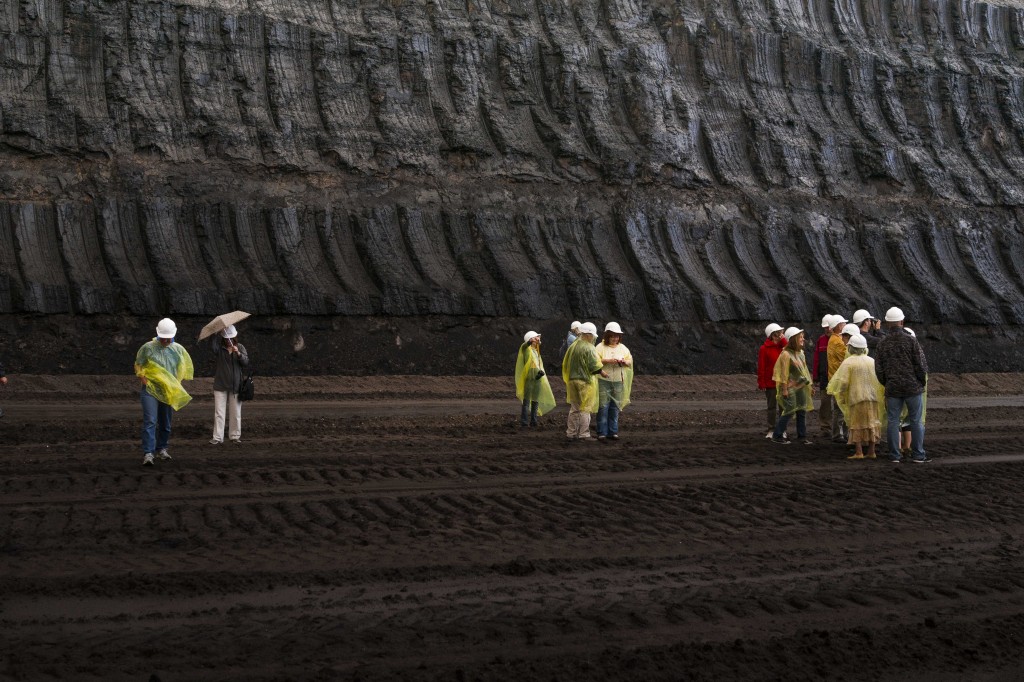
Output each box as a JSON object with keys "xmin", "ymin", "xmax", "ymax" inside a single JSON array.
[{"xmin": 2, "ymin": 0, "xmax": 1024, "ymax": 372}]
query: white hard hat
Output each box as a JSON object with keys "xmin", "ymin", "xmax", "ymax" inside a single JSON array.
[
  {"xmin": 570, "ymin": 320, "xmax": 582, "ymax": 331},
  {"xmin": 765, "ymin": 323, "xmax": 784, "ymax": 338},
  {"xmin": 841, "ymin": 323, "xmax": 859, "ymax": 336},
  {"xmin": 831, "ymin": 315, "xmax": 849, "ymax": 328},
  {"xmin": 604, "ymin": 321, "xmax": 623, "ymax": 334},
  {"xmin": 821, "ymin": 314, "xmax": 833, "ymax": 328},
  {"xmin": 783, "ymin": 326, "xmax": 803, "ymax": 341},
  {"xmin": 905, "ymin": 327, "xmax": 916, "ymax": 337},
  {"xmin": 885, "ymin": 306, "xmax": 905, "ymax": 322},
  {"xmin": 579, "ymin": 322, "xmax": 598, "ymax": 336},
  {"xmin": 851, "ymin": 309, "xmax": 873, "ymax": 325},
  {"xmin": 523, "ymin": 330, "xmax": 540, "ymax": 343},
  {"xmin": 847, "ymin": 334, "xmax": 868, "ymax": 349},
  {"xmin": 221, "ymin": 324, "xmax": 238, "ymax": 339},
  {"xmin": 156, "ymin": 318, "xmax": 177, "ymax": 339}
]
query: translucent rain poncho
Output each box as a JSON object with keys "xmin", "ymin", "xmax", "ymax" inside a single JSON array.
[
  {"xmin": 135, "ymin": 339, "xmax": 195, "ymax": 411},
  {"xmin": 772, "ymin": 348, "xmax": 814, "ymax": 416},
  {"xmin": 562, "ymin": 336, "xmax": 603, "ymax": 413},
  {"xmin": 514, "ymin": 342, "xmax": 556, "ymax": 416},
  {"xmin": 594, "ymin": 341, "xmax": 634, "ymax": 410},
  {"xmin": 827, "ymin": 354, "xmax": 883, "ymax": 435}
]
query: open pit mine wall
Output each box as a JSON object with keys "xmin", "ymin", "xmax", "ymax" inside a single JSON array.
[{"xmin": 2, "ymin": 0, "xmax": 1024, "ymax": 373}]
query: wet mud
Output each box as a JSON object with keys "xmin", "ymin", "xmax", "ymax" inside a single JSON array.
[{"xmin": 2, "ymin": 374, "xmax": 1024, "ymax": 680}]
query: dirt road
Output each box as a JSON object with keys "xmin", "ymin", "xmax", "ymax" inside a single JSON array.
[{"xmin": 2, "ymin": 375, "xmax": 1024, "ymax": 680}]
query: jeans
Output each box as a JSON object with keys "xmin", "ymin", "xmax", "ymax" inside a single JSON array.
[
  {"xmin": 773, "ymin": 410, "xmax": 806, "ymax": 440},
  {"xmin": 886, "ymin": 394, "xmax": 925, "ymax": 461},
  {"xmin": 830, "ymin": 395, "xmax": 848, "ymax": 441},
  {"xmin": 141, "ymin": 389, "xmax": 173, "ymax": 453},
  {"xmin": 597, "ymin": 380, "xmax": 623, "ymax": 437},
  {"xmin": 520, "ymin": 399, "xmax": 538, "ymax": 426}
]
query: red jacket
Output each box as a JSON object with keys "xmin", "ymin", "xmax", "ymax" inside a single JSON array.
[{"xmin": 757, "ymin": 338, "xmax": 787, "ymax": 389}]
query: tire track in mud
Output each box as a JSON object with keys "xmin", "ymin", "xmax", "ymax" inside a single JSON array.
[{"xmin": 2, "ymin": 394, "xmax": 1024, "ymax": 680}]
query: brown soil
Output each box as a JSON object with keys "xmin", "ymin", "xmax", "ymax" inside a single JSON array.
[{"xmin": 2, "ymin": 374, "xmax": 1024, "ymax": 681}]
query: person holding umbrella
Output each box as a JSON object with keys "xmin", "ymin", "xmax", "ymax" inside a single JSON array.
[
  {"xmin": 210, "ymin": 324, "xmax": 250, "ymax": 444},
  {"xmin": 135, "ymin": 318, "xmax": 194, "ymax": 466}
]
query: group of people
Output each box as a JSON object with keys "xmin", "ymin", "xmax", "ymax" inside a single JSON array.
[
  {"xmin": 133, "ymin": 318, "xmax": 250, "ymax": 466},
  {"xmin": 758, "ymin": 307, "xmax": 929, "ymax": 463},
  {"xmin": 515, "ymin": 321, "xmax": 633, "ymax": 442}
]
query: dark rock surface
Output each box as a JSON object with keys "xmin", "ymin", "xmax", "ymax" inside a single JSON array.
[{"xmin": 2, "ymin": 0, "xmax": 1024, "ymax": 372}]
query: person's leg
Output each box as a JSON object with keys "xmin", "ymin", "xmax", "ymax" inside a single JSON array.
[
  {"xmin": 830, "ymin": 396, "xmax": 844, "ymax": 440},
  {"xmin": 796, "ymin": 411, "xmax": 806, "ymax": 439},
  {"xmin": 228, "ymin": 392, "xmax": 242, "ymax": 441},
  {"xmin": 608, "ymin": 399, "xmax": 620, "ymax": 436},
  {"xmin": 156, "ymin": 402, "xmax": 173, "ymax": 452},
  {"xmin": 904, "ymin": 393, "xmax": 927, "ymax": 460},
  {"xmin": 140, "ymin": 389, "xmax": 157, "ymax": 454},
  {"xmin": 529, "ymin": 401, "xmax": 538, "ymax": 426},
  {"xmin": 596, "ymin": 381, "xmax": 610, "ymax": 437},
  {"xmin": 520, "ymin": 397, "xmax": 530, "ymax": 426},
  {"xmin": 901, "ymin": 427, "xmax": 911, "ymax": 454},
  {"xmin": 772, "ymin": 412, "xmax": 792, "ymax": 440},
  {"xmin": 567, "ymin": 403, "xmax": 581, "ymax": 439},
  {"xmin": 818, "ymin": 386, "xmax": 832, "ymax": 435},
  {"xmin": 212, "ymin": 390, "xmax": 227, "ymax": 442},
  {"xmin": 885, "ymin": 397, "xmax": 904, "ymax": 461},
  {"xmin": 766, "ymin": 389, "xmax": 776, "ymax": 430},
  {"xmin": 578, "ymin": 411, "xmax": 592, "ymax": 439}
]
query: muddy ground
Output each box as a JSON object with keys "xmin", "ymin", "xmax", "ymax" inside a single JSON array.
[{"xmin": 2, "ymin": 374, "xmax": 1024, "ymax": 681}]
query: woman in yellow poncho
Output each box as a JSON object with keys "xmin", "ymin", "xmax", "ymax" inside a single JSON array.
[
  {"xmin": 827, "ymin": 334, "xmax": 882, "ymax": 459},
  {"xmin": 134, "ymin": 318, "xmax": 194, "ymax": 467},
  {"xmin": 562, "ymin": 322, "xmax": 607, "ymax": 441},
  {"xmin": 770, "ymin": 327, "xmax": 814, "ymax": 445},
  {"xmin": 594, "ymin": 321, "xmax": 633, "ymax": 442},
  {"xmin": 515, "ymin": 331, "xmax": 556, "ymax": 427}
]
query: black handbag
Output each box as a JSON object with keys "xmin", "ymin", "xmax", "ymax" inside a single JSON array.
[{"xmin": 237, "ymin": 369, "xmax": 255, "ymax": 401}]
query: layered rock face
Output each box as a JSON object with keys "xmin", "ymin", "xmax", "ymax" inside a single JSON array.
[{"xmin": 2, "ymin": 0, "xmax": 1024, "ymax": 372}]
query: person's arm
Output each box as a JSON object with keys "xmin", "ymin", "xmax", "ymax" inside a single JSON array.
[
  {"xmin": 237, "ymin": 344, "xmax": 249, "ymax": 367},
  {"xmin": 912, "ymin": 339, "xmax": 927, "ymax": 384},
  {"xmin": 134, "ymin": 346, "xmax": 148, "ymax": 385},
  {"xmin": 874, "ymin": 351, "xmax": 887, "ymax": 386}
]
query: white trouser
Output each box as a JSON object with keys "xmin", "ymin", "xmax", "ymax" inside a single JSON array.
[{"xmin": 212, "ymin": 390, "xmax": 242, "ymax": 442}]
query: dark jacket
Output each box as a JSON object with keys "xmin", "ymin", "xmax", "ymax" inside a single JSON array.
[
  {"xmin": 211, "ymin": 338, "xmax": 249, "ymax": 393},
  {"xmin": 874, "ymin": 328, "xmax": 927, "ymax": 397}
]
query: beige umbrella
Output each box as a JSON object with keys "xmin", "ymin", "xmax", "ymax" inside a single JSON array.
[{"xmin": 198, "ymin": 311, "xmax": 251, "ymax": 340}]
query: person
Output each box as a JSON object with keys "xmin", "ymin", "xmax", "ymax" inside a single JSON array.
[
  {"xmin": 826, "ymin": 316, "xmax": 851, "ymax": 443},
  {"xmin": 813, "ymin": 314, "xmax": 834, "ymax": 436},
  {"xmin": 769, "ymin": 327, "xmax": 814, "ymax": 445},
  {"xmin": 875, "ymin": 307, "xmax": 929, "ymax": 463},
  {"xmin": 827, "ymin": 334, "xmax": 883, "ymax": 460},
  {"xmin": 898, "ymin": 328, "xmax": 927, "ymax": 457},
  {"xmin": 134, "ymin": 318, "xmax": 194, "ymax": 466},
  {"xmin": 594, "ymin": 322, "xmax": 633, "ymax": 442},
  {"xmin": 758, "ymin": 323, "xmax": 788, "ymax": 438},
  {"xmin": 562, "ymin": 322, "xmax": 608, "ymax": 441},
  {"xmin": 558, "ymin": 321, "xmax": 582, "ymax": 359},
  {"xmin": 515, "ymin": 331, "xmax": 556, "ymax": 427},
  {"xmin": 852, "ymin": 309, "xmax": 882, "ymax": 350},
  {"xmin": 210, "ymin": 324, "xmax": 249, "ymax": 444}
]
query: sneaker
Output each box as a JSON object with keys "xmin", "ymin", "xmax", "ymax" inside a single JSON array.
[
  {"xmin": 889, "ymin": 457, "xmax": 902, "ymax": 463},
  {"xmin": 802, "ymin": 439, "xmax": 814, "ymax": 445},
  {"xmin": 597, "ymin": 436, "xmax": 607, "ymax": 442},
  {"xmin": 847, "ymin": 453, "xmax": 865, "ymax": 460},
  {"xmin": 230, "ymin": 438, "xmax": 242, "ymax": 444},
  {"xmin": 609, "ymin": 434, "xmax": 619, "ymax": 441},
  {"xmin": 912, "ymin": 456, "xmax": 932, "ymax": 464},
  {"xmin": 157, "ymin": 449, "xmax": 172, "ymax": 461},
  {"xmin": 770, "ymin": 436, "xmax": 791, "ymax": 445},
  {"xmin": 209, "ymin": 438, "xmax": 222, "ymax": 445},
  {"xmin": 142, "ymin": 453, "xmax": 154, "ymax": 466},
  {"xmin": 765, "ymin": 430, "xmax": 773, "ymax": 439}
]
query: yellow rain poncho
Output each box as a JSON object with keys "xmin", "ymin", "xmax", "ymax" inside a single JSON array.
[
  {"xmin": 515, "ymin": 342, "xmax": 556, "ymax": 416},
  {"xmin": 827, "ymin": 353, "xmax": 883, "ymax": 441},
  {"xmin": 772, "ymin": 348, "xmax": 814, "ymax": 416},
  {"xmin": 595, "ymin": 341, "xmax": 634, "ymax": 410},
  {"xmin": 562, "ymin": 336, "xmax": 603, "ymax": 413},
  {"xmin": 135, "ymin": 339, "xmax": 195, "ymax": 411}
]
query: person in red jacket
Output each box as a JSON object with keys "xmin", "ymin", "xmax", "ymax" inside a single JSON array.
[
  {"xmin": 812, "ymin": 314, "xmax": 835, "ymax": 437},
  {"xmin": 758, "ymin": 323, "xmax": 788, "ymax": 438}
]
